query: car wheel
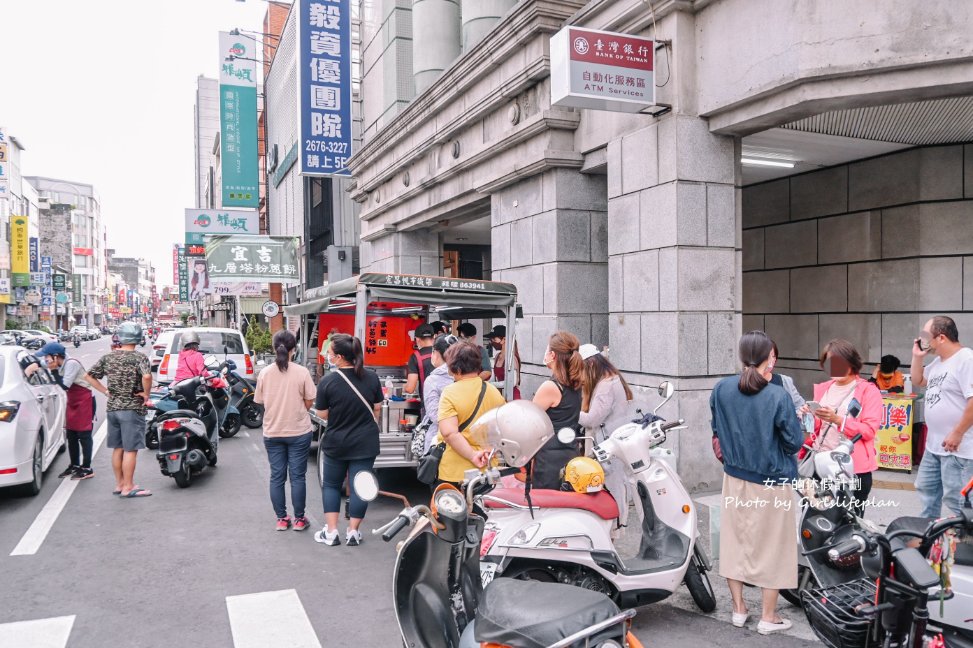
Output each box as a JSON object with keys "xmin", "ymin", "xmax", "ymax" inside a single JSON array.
[{"xmin": 17, "ymin": 434, "xmax": 44, "ymax": 497}]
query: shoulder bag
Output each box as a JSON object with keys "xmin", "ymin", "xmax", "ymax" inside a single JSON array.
[
  {"xmin": 416, "ymin": 381, "xmax": 488, "ymax": 485},
  {"xmin": 333, "ymin": 369, "xmax": 379, "ymax": 419}
]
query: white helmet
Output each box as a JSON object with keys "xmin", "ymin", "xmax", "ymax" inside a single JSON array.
[{"xmin": 466, "ymin": 400, "xmax": 554, "ymax": 468}]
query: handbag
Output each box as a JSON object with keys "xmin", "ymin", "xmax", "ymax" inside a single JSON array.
[
  {"xmin": 410, "ymin": 417, "xmax": 432, "ymax": 458},
  {"xmin": 416, "ymin": 381, "xmax": 488, "ymax": 485}
]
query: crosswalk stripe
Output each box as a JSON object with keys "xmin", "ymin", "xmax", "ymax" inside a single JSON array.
[
  {"xmin": 0, "ymin": 615, "xmax": 75, "ymax": 648},
  {"xmin": 226, "ymin": 589, "xmax": 322, "ymax": 648},
  {"xmin": 11, "ymin": 422, "xmax": 108, "ymax": 556}
]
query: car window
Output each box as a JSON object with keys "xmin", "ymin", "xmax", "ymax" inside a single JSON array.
[
  {"xmin": 16, "ymin": 351, "xmax": 50, "ymax": 386},
  {"xmin": 171, "ymin": 332, "xmax": 245, "ymax": 355}
]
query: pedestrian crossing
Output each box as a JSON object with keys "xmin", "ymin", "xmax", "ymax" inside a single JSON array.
[{"xmin": 0, "ymin": 591, "xmax": 327, "ymax": 647}]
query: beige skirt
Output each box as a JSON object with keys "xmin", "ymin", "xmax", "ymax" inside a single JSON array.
[{"xmin": 719, "ymin": 473, "xmax": 798, "ymax": 590}]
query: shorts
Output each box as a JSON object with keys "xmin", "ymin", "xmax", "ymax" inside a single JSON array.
[{"xmin": 107, "ymin": 410, "xmax": 147, "ymax": 452}]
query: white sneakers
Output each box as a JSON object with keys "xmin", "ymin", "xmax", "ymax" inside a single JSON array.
[
  {"xmin": 731, "ymin": 612, "xmax": 792, "ymax": 635},
  {"xmin": 757, "ymin": 618, "xmax": 793, "ymax": 635},
  {"xmin": 314, "ymin": 525, "xmax": 340, "ymax": 546},
  {"xmin": 346, "ymin": 529, "xmax": 362, "ymax": 546}
]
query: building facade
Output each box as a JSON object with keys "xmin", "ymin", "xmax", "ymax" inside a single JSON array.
[
  {"xmin": 195, "ymin": 76, "xmax": 222, "ymax": 210},
  {"xmin": 343, "ymin": 0, "xmax": 973, "ymax": 490}
]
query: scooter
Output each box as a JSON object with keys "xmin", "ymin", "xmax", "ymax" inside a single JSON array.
[
  {"xmin": 353, "ymin": 464, "xmax": 644, "ymax": 648},
  {"xmin": 227, "ymin": 368, "xmax": 262, "ymax": 429},
  {"xmin": 801, "ymin": 476, "xmax": 973, "ymax": 648},
  {"xmin": 146, "ymin": 359, "xmax": 240, "ymax": 448},
  {"xmin": 480, "ymin": 382, "xmax": 716, "ymax": 613},
  {"xmin": 72, "ymin": 335, "xmax": 81, "ymax": 349}
]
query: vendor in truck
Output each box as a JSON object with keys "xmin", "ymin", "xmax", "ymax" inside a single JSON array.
[{"xmin": 405, "ymin": 324, "xmax": 436, "ymax": 411}]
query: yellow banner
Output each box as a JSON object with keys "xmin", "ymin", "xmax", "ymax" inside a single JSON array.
[
  {"xmin": 10, "ymin": 216, "xmax": 29, "ymax": 275},
  {"xmin": 876, "ymin": 396, "xmax": 915, "ymax": 471}
]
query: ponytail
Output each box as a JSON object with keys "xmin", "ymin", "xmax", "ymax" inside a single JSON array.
[
  {"xmin": 738, "ymin": 331, "xmax": 772, "ymax": 395},
  {"xmin": 272, "ymin": 330, "xmax": 297, "ymax": 372},
  {"xmin": 548, "ymin": 331, "xmax": 583, "ymax": 390},
  {"xmin": 330, "ymin": 333, "xmax": 365, "ymax": 378}
]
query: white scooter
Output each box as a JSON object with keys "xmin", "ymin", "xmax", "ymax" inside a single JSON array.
[{"xmin": 479, "ymin": 382, "xmax": 716, "ymax": 612}]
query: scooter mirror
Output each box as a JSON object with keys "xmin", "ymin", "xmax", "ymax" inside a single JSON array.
[
  {"xmin": 353, "ymin": 471, "xmax": 380, "ymax": 502},
  {"xmin": 658, "ymin": 381, "xmax": 674, "ymax": 399},
  {"xmin": 557, "ymin": 427, "xmax": 577, "ymax": 445},
  {"xmin": 225, "ymin": 359, "xmax": 238, "ymax": 371},
  {"xmin": 203, "ymin": 355, "xmax": 219, "ymax": 369}
]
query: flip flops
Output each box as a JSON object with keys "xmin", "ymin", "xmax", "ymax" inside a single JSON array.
[{"xmin": 119, "ymin": 488, "xmax": 152, "ymax": 498}]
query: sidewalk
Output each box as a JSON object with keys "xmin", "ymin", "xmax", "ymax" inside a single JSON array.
[{"xmin": 621, "ymin": 467, "xmax": 926, "ymax": 642}]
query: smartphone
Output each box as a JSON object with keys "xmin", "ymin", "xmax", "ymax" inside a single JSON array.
[{"xmin": 807, "ymin": 401, "xmax": 823, "ymax": 412}]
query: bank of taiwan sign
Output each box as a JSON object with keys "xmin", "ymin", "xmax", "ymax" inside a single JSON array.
[
  {"xmin": 219, "ymin": 31, "xmax": 259, "ymax": 207},
  {"xmin": 551, "ymin": 27, "xmax": 654, "ymax": 113},
  {"xmin": 298, "ymin": 0, "xmax": 352, "ymax": 176}
]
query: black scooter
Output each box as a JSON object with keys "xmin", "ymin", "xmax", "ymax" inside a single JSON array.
[
  {"xmin": 226, "ymin": 368, "xmax": 261, "ymax": 430},
  {"xmin": 353, "ymin": 468, "xmax": 644, "ymax": 648}
]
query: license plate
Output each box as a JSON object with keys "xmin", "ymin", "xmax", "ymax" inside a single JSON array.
[{"xmin": 479, "ymin": 562, "xmax": 498, "ymax": 587}]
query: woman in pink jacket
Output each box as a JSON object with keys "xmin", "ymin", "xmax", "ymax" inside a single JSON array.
[{"xmin": 810, "ymin": 339, "xmax": 882, "ymax": 517}]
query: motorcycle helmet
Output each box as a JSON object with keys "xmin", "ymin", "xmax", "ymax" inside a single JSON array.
[
  {"xmin": 561, "ymin": 456, "xmax": 605, "ymax": 493},
  {"xmin": 116, "ymin": 322, "xmax": 142, "ymax": 345},
  {"xmin": 466, "ymin": 400, "xmax": 554, "ymax": 468},
  {"xmin": 182, "ymin": 331, "xmax": 201, "ymax": 349}
]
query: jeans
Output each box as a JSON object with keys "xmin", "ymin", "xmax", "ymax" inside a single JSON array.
[
  {"xmin": 66, "ymin": 430, "xmax": 93, "ymax": 469},
  {"xmin": 264, "ymin": 432, "xmax": 313, "ymax": 519},
  {"xmin": 322, "ymin": 454, "xmax": 375, "ymax": 520},
  {"xmin": 916, "ymin": 451, "xmax": 973, "ymax": 518}
]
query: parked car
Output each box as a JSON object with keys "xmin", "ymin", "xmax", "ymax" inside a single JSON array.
[
  {"xmin": 85, "ymin": 328, "xmax": 101, "ymax": 340},
  {"xmin": 0, "ymin": 348, "xmax": 67, "ymax": 496},
  {"xmin": 149, "ymin": 330, "xmax": 177, "ymax": 373},
  {"xmin": 23, "ymin": 330, "xmax": 58, "ymax": 344},
  {"xmin": 156, "ymin": 327, "xmax": 255, "ymax": 384},
  {"xmin": 69, "ymin": 326, "xmax": 88, "ymax": 341},
  {"xmin": 6, "ymin": 331, "xmax": 45, "ymax": 351},
  {"xmin": 0, "ymin": 333, "xmax": 18, "ymax": 346}
]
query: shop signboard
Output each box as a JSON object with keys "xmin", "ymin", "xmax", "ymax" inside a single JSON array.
[
  {"xmin": 52, "ymin": 274, "xmax": 67, "ymax": 291},
  {"xmin": 551, "ymin": 26, "xmax": 655, "ymax": 113},
  {"xmin": 72, "ymin": 275, "xmax": 82, "ymax": 306},
  {"xmin": 29, "ymin": 237, "xmax": 39, "ymax": 272},
  {"xmin": 219, "ymin": 32, "xmax": 259, "ymax": 207},
  {"xmin": 41, "ymin": 285, "xmax": 52, "ymax": 307},
  {"xmin": 0, "ymin": 128, "xmax": 8, "ymax": 197},
  {"xmin": 185, "ymin": 208, "xmax": 258, "ymax": 245},
  {"xmin": 30, "ymin": 272, "xmax": 46, "ymax": 285},
  {"xmin": 178, "ymin": 246, "xmax": 189, "ymax": 301},
  {"xmin": 24, "ymin": 288, "xmax": 41, "ymax": 306},
  {"xmin": 876, "ymin": 396, "xmax": 915, "ymax": 472},
  {"xmin": 205, "ymin": 235, "xmax": 300, "ymax": 283},
  {"xmin": 0, "ymin": 277, "xmax": 10, "ymax": 304},
  {"xmin": 298, "ymin": 0, "xmax": 353, "ymax": 176},
  {"xmin": 213, "ymin": 282, "xmax": 264, "ymax": 297},
  {"xmin": 56, "ymin": 292, "xmax": 69, "ymax": 304},
  {"xmin": 11, "ymin": 216, "xmax": 30, "ymax": 287},
  {"xmin": 172, "ymin": 244, "xmax": 180, "ymax": 284}
]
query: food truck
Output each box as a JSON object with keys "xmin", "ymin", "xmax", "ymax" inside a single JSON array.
[{"xmin": 283, "ymin": 273, "xmax": 520, "ymax": 473}]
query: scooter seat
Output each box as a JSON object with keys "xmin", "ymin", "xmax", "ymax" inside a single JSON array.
[
  {"xmin": 484, "ymin": 487, "xmax": 618, "ymax": 521},
  {"xmin": 887, "ymin": 516, "xmax": 973, "ymax": 567},
  {"xmin": 474, "ymin": 578, "xmax": 623, "ymax": 648}
]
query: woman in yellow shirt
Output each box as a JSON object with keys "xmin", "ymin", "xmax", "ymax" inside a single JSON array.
[{"xmin": 436, "ymin": 342, "xmax": 506, "ymax": 486}]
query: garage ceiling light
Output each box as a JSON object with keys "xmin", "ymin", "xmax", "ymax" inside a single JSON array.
[{"xmin": 741, "ymin": 157, "xmax": 795, "ymax": 168}]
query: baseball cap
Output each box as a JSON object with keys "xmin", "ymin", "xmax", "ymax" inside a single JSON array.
[
  {"xmin": 415, "ymin": 323, "xmax": 435, "ymax": 339},
  {"xmin": 487, "ymin": 325, "xmax": 506, "ymax": 340},
  {"xmin": 37, "ymin": 342, "xmax": 67, "ymax": 358}
]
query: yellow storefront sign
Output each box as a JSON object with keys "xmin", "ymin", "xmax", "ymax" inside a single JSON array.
[
  {"xmin": 876, "ymin": 396, "xmax": 915, "ymax": 472},
  {"xmin": 10, "ymin": 216, "xmax": 30, "ymax": 287}
]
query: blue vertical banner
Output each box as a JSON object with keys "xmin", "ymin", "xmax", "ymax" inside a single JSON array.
[
  {"xmin": 298, "ymin": 0, "xmax": 352, "ymax": 176},
  {"xmin": 29, "ymin": 237, "xmax": 39, "ymax": 272},
  {"xmin": 219, "ymin": 32, "xmax": 260, "ymax": 207}
]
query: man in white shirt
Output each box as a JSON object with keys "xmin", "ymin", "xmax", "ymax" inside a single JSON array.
[{"xmin": 911, "ymin": 316, "xmax": 973, "ymax": 517}]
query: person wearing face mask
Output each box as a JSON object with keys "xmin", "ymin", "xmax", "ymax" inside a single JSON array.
[
  {"xmin": 808, "ymin": 339, "xmax": 883, "ymax": 517},
  {"xmin": 420, "ymin": 334, "xmax": 458, "ymax": 453},
  {"xmin": 911, "ymin": 316, "xmax": 973, "ymax": 518},
  {"xmin": 488, "ymin": 325, "xmax": 521, "ymax": 400},
  {"xmin": 531, "ymin": 331, "xmax": 584, "ymax": 490},
  {"xmin": 763, "ymin": 342, "xmax": 805, "ymax": 411}
]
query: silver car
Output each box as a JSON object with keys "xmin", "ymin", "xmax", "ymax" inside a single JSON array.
[{"xmin": 0, "ymin": 347, "xmax": 67, "ymax": 496}]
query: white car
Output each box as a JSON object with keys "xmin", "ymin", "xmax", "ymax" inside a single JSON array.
[
  {"xmin": 156, "ymin": 327, "xmax": 255, "ymax": 384},
  {"xmin": 150, "ymin": 330, "xmax": 177, "ymax": 373},
  {"xmin": 23, "ymin": 330, "xmax": 58, "ymax": 344},
  {"xmin": 0, "ymin": 348, "xmax": 67, "ymax": 495}
]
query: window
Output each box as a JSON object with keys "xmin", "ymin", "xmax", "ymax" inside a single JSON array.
[{"xmin": 172, "ymin": 332, "xmax": 245, "ymax": 355}]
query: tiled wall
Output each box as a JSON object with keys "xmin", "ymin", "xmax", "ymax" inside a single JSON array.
[{"xmin": 743, "ymin": 144, "xmax": 973, "ymax": 395}]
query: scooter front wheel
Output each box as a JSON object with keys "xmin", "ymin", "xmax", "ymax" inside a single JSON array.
[
  {"xmin": 684, "ymin": 547, "xmax": 716, "ymax": 613},
  {"xmin": 220, "ymin": 413, "xmax": 241, "ymax": 438},
  {"xmin": 241, "ymin": 403, "xmax": 264, "ymax": 428},
  {"xmin": 780, "ymin": 565, "xmax": 812, "ymax": 607}
]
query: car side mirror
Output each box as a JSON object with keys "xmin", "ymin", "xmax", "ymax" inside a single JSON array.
[{"xmin": 353, "ymin": 471, "xmax": 380, "ymax": 502}]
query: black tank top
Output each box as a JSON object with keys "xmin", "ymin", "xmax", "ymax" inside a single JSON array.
[{"xmin": 546, "ymin": 380, "xmax": 581, "ymax": 432}]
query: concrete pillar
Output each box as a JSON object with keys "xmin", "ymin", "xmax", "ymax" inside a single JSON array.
[
  {"xmin": 490, "ymin": 169, "xmax": 609, "ymax": 394},
  {"xmin": 606, "ymin": 114, "xmax": 740, "ymax": 492},
  {"xmin": 361, "ymin": 230, "xmax": 441, "ymax": 276},
  {"xmin": 412, "ymin": 0, "xmax": 461, "ymax": 94},
  {"xmin": 461, "ymin": 0, "xmax": 516, "ymax": 52}
]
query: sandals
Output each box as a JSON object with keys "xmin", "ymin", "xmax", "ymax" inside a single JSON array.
[{"xmin": 119, "ymin": 488, "xmax": 152, "ymax": 498}]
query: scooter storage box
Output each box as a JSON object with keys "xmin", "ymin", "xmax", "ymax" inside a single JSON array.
[{"xmin": 801, "ymin": 579, "xmax": 875, "ymax": 648}]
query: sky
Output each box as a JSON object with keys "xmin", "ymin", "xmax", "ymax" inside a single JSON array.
[{"xmin": 0, "ymin": 0, "xmax": 276, "ymax": 288}]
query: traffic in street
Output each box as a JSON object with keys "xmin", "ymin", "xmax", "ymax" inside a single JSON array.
[{"xmin": 0, "ymin": 335, "xmax": 826, "ymax": 648}]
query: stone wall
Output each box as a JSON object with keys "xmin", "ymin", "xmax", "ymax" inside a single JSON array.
[{"xmin": 743, "ymin": 144, "xmax": 973, "ymax": 395}]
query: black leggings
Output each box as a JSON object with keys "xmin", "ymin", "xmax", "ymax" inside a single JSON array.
[
  {"xmin": 850, "ymin": 472, "xmax": 874, "ymax": 518},
  {"xmin": 67, "ymin": 430, "xmax": 93, "ymax": 469}
]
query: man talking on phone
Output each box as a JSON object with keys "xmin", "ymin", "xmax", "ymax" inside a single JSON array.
[{"xmin": 911, "ymin": 316, "xmax": 973, "ymax": 517}]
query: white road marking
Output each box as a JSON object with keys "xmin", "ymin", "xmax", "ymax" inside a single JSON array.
[
  {"xmin": 0, "ymin": 615, "xmax": 75, "ymax": 648},
  {"xmin": 10, "ymin": 421, "xmax": 108, "ymax": 556},
  {"xmin": 226, "ymin": 589, "xmax": 322, "ymax": 648}
]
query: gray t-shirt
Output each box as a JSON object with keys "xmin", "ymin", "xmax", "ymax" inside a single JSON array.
[
  {"xmin": 924, "ymin": 347, "xmax": 973, "ymax": 459},
  {"xmin": 61, "ymin": 358, "xmax": 91, "ymax": 391}
]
